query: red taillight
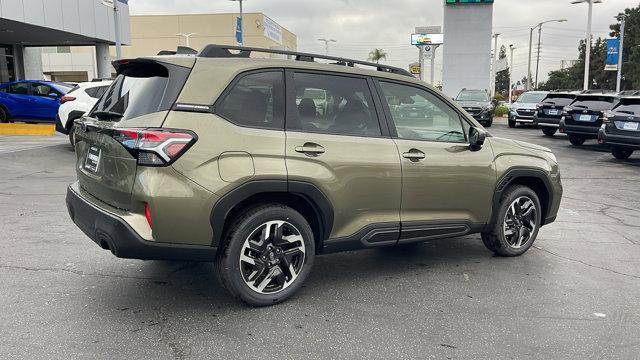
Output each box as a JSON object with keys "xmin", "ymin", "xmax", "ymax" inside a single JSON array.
[
  {"xmin": 60, "ymin": 95, "xmax": 76, "ymax": 104},
  {"xmin": 144, "ymin": 203, "xmax": 153, "ymax": 228},
  {"xmin": 112, "ymin": 128, "xmax": 197, "ymax": 166}
]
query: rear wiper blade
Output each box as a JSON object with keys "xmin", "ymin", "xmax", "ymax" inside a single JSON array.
[
  {"xmin": 617, "ymin": 110, "xmax": 635, "ymax": 115},
  {"xmin": 573, "ymin": 105, "xmax": 588, "ymax": 109},
  {"xmin": 92, "ymin": 110, "xmax": 123, "ymax": 120}
]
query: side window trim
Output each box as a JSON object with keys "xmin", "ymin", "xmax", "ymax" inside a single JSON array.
[
  {"xmin": 374, "ymin": 78, "xmax": 471, "ymax": 143},
  {"xmin": 284, "ymin": 68, "xmax": 385, "ymax": 138},
  {"xmin": 212, "ymin": 68, "xmax": 286, "ymax": 131}
]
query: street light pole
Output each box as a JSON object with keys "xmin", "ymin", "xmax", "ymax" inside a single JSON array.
[
  {"xmin": 317, "ymin": 38, "xmax": 336, "ymax": 56},
  {"xmin": 509, "ymin": 45, "xmax": 515, "ymax": 104},
  {"xmin": 527, "ymin": 19, "xmax": 567, "ymax": 91},
  {"xmin": 571, "ymin": 0, "xmax": 603, "ymax": 90},
  {"xmin": 535, "ymin": 26, "xmax": 542, "ymax": 89},
  {"xmin": 491, "ymin": 33, "xmax": 500, "ymax": 98},
  {"xmin": 113, "ymin": 0, "xmax": 121, "ymax": 59},
  {"xmin": 616, "ymin": 14, "xmax": 625, "ymax": 92}
]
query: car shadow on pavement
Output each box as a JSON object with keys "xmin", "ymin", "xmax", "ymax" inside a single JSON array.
[{"xmin": 91, "ymin": 235, "xmax": 526, "ymax": 312}]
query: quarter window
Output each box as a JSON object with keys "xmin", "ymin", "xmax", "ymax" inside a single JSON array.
[
  {"xmin": 289, "ymin": 72, "xmax": 381, "ymax": 137},
  {"xmin": 217, "ymin": 71, "xmax": 285, "ymax": 130},
  {"xmin": 379, "ymin": 81, "xmax": 466, "ymax": 143}
]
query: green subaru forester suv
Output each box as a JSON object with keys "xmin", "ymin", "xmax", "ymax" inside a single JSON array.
[{"xmin": 66, "ymin": 45, "xmax": 562, "ymax": 306}]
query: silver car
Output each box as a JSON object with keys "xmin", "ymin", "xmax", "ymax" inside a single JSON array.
[{"xmin": 509, "ymin": 91, "xmax": 549, "ymax": 128}]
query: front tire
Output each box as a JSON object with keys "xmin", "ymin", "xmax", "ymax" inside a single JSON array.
[
  {"xmin": 215, "ymin": 204, "xmax": 315, "ymax": 306},
  {"xmin": 611, "ymin": 146, "xmax": 633, "ymax": 160},
  {"xmin": 568, "ymin": 135, "xmax": 586, "ymax": 146},
  {"xmin": 481, "ymin": 185, "xmax": 542, "ymax": 257},
  {"xmin": 542, "ymin": 127, "xmax": 557, "ymax": 137},
  {"xmin": 508, "ymin": 119, "xmax": 516, "ymax": 128}
]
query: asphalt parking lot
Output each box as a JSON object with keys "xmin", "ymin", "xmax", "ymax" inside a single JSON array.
[{"xmin": 1, "ymin": 119, "xmax": 639, "ymax": 360}]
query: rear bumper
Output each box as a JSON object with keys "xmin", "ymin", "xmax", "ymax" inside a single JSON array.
[
  {"xmin": 534, "ymin": 115, "xmax": 561, "ymax": 127},
  {"xmin": 599, "ymin": 127, "xmax": 640, "ymax": 149},
  {"xmin": 55, "ymin": 114, "xmax": 68, "ymax": 135},
  {"xmin": 559, "ymin": 119, "xmax": 599, "ymax": 138},
  {"xmin": 66, "ymin": 183, "xmax": 217, "ymax": 261}
]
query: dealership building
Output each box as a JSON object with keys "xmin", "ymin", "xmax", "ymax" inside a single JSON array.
[
  {"xmin": 36, "ymin": 12, "xmax": 296, "ymax": 82},
  {"xmin": 0, "ymin": 0, "xmax": 131, "ymax": 83}
]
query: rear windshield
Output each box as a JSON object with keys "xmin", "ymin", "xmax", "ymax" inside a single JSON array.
[
  {"xmin": 89, "ymin": 61, "xmax": 188, "ymax": 121},
  {"xmin": 517, "ymin": 92, "xmax": 547, "ymax": 103},
  {"xmin": 456, "ymin": 90, "xmax": 488, "ymax": 102},
  {"xmin": 541, "ymin": 94, "xmax": 575, "ymax": 106},
  {"xmin": 571, "ymin": 96, "xmax": 618, "ymax": 111},
  {"xmin": 613, "ymin": 100, "xmax": 640, "ymax": 115}
]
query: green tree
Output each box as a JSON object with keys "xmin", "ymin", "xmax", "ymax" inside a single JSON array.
[
  {"xmin": 367, "ymin": 48, "xmax": 387, "ymax": 64},
  {"xmin": 495, "ymin": 45, "xmax": 510, "ymax": 95}
]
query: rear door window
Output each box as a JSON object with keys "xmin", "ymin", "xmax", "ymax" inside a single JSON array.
[
  {"xmin": 8, "ymin": 82, "xmax": 30, "ymax": 95},
  {"xmin": 216, "ymin": 71, "xmax": 285, "ymax": 130},
  {"xmin": 542, "ymin": 95, "xmax": 575, "ymax": 106},
  {"xmin": 571, "ymin": 96, "xmax": 617, "ymax": 111},
  {"xmin": 288, "ymin": 72, "xmax": 381, "ymax": 137},
  {"xmin": 32, "ymin": 83, "xmax": 55, "ymax": 97}
]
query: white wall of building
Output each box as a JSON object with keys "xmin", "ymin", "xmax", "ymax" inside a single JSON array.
[{"xmin": 442, "ymin": 4, "xmax": 493, "ymax": 98}]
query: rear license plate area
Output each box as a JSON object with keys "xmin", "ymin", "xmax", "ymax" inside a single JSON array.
[{"xmin": 84, "ymin": 146, "xmax": 101, "ymax": 173}]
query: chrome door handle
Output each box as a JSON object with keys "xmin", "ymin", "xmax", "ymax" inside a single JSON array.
[
  {"xmin": 402, "ymin": 149, "xmax": 426, "ymax": 160},
  {"xmin": 295, "ymin": 143, "xmax": 325, "ymax": 155}
]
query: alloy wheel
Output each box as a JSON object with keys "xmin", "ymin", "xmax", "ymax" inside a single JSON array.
[
  {"xmin": 502, "ymin": 196, "xmax": 537, "ymax": 249},
  {"xmin": 239, "ymin": 220, "xmax": 306, "ymax": 294}
]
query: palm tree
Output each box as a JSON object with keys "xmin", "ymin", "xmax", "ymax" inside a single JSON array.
[{"xmin": 368, "ymin": 48, "xmax": 387, "ymax": 64}]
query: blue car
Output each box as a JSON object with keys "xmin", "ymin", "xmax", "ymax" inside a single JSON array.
[{"xmin": 0, "ymin": 80, "xmax": 75, "ymax": 123}]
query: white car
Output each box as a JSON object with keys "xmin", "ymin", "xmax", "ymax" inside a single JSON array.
[{"xmin": 55, "ymin": 80, "xmax": 112, "ymax": 146}]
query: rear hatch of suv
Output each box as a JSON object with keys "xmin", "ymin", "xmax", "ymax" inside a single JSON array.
[
  {"xmin": 538, "ymin": 93, "xmax": 575, "ymax": 119},
  {"xmin": 564, "ymin": 95, "xmax": 618, "ymax": 128},
  {"xmin": 74, "ymin": 58, "xmax": 194, "ymax": 210},
  {"xmin": 605, "ymin": 97, "xmax": 640, "ymax": 136}
]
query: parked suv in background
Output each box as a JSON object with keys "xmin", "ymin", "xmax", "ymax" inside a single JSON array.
[
  {"xmin": 598, "ymin": 95, "xmax": 640, "ymax": 159},
  {"xmin": 533, "ymin": 92, "xmax": 577, "ymax": 136},
  {"xmin": 65, "ymin": 45, "xmax": 562, "ymax": 306},
  {"xmin": 508, "ymin": 91, "xmax": 548, "ymax": 128},
  {"xmin": 0, "ymin": 80, "xmax": 74, "ymax": 123},
  {"xmin": 55, "ymin": 80, "xmax": 113, "ymax": 146},
  {"xmin": 455, "ymin": 89, "xmax": 494, "ymax": 127},
  {"xmin": 559, "ymin": 93, "xmax": 619, "ymax": 145}
]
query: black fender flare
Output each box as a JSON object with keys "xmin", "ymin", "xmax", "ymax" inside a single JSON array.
[
  {"xmin": 209, "ymin": 180, "xmax": 334, "ymax": 247},
  {"xmin": 488, "ymin": 168, "xmax": 555, "ymax": 230}
]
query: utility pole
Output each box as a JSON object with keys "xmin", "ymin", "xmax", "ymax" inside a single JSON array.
[
  {"xmin": 509, "ymin": 45, "xmax": 515, "ymax": 104},
  {"xmin": 571, "ymin": 0, "xmax": 602, "ymax": 90},
  {"xmin": 113, "ymin": 0, "xmax": 121, "ymax": 59},
  {"xmin": 491, "ymin": 33, "xmax": 500, "ymax": 98},
  {"xmin": 616, "ymin": 14, "xmax": 625, "ymax": 92},
  {"xmin": 419, "ymin": 46, "xmax": 425, "ymax": 81},
  {"xmin": 535, "ymin": 26, "xmax": 542, "ymax": 90},
  {"xmin": 317, "ymin": 38, "xmax": 336, "ymax": 56},
  {"xmin": 527, "ymin": 19, "xmax": 567, "ymax": 91}
]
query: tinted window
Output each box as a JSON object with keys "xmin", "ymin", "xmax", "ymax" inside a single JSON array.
[
  {"xmin": 613, "ymin": 100, "xmax": 640, "ymax": 115},
  {"xmin": 85, "ymin": 86, "xmax": 109, "ymax": 99},
  {"xmin": 217, "ymin": 71, "xmax": 285, "ymax": 130},
  {"xmin": 571, "ymin": 96, "xmax": 617, "ymax": 111},
  {"xmin": 542, "ymin": 94, "xmax": 575, "ymax": 106},
  {"xmin": 32, "ymin": 83, "xmax": 55, "ymax": 96},
  {"xmin": 380, "ymin": 81, "xmax": 466, "ymax": 143},
  {"xmin": 289, "ymin": 72, "xmax": 380, "ymax": 137},
  {"xmin": 517, "ymin": 92, "xmax": 547, "ymax": 103},
  {"xmin": 8, "ymin": 82, "xmax": 30, "ymax": 95},
  {"xmin": 90, "ymin": 62, "xmax": 188, "ymax": 122},
  {"xmin": 55, "ymin": 83, "xmax": 74, "ymax": 94},
  {"xmin": 456, "ymin": 90, "xmax": 488, "ymax": 102}
]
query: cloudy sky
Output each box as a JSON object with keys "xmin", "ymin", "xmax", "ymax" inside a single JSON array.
[{"xmin": 128, "ymin": 0, "xmax": 635, "ymax": 84}]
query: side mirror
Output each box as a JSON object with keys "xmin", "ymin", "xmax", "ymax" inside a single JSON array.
[
  {"xmin": 469, "ymin": 126, "xmax": 486, "ymax": 150},
  {"xmin": 48, "ymin": 93, "xmax": 59, "ymax": 99}
]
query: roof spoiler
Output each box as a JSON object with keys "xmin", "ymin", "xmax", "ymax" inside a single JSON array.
[{"xmin": 157, "ymin": 46, "xmax": 198, "ymax": 56}]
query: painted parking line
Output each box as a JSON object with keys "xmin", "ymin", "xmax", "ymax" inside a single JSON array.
[{"xmin": 0, "ymin": 123, "xmax": 56, "ymax": 136}]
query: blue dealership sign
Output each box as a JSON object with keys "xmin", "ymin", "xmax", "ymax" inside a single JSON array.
[
  {"xmin": 605, "ymin": 38, "xmax": 620, "ymax": 71},
  {"xmin": 235, "ymin": 16, "xmax": 243, "ymax": 44}
]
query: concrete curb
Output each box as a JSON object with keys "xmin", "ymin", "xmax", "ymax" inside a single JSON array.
[{"xmin": 0, "ymin": 124, "xmax": 55, "ymax": 136}]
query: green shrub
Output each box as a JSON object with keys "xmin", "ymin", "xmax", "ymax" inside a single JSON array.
[{"xmin": 494, "ymin": 105, "xmax": 509, "ymax": 117}]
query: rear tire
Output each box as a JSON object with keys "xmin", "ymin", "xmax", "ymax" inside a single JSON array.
[
  {"xmin": 542, "ymin": 127, "xmax": 557, "ymax": 137},
  {"xmin": 481, "ymin": 185, "xmax": 542, "ymax": 257},
  {"xmin": 215, "ymin": 204, "xmax": 315, "ymax": 306},
  {"xmin": 68, "ymin": 123, "xmax": 77, "ymax": 149},
  {"xmin": 0, "ymin": 107, "xmax": 9, "ymax": 123},
  {"xmin": 568, "ymin": 135, "xmax": 586, "ymax": 146},
  {"xmin": 611, "ymin": 146, "xmax": 633, "ymax": 160}
]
